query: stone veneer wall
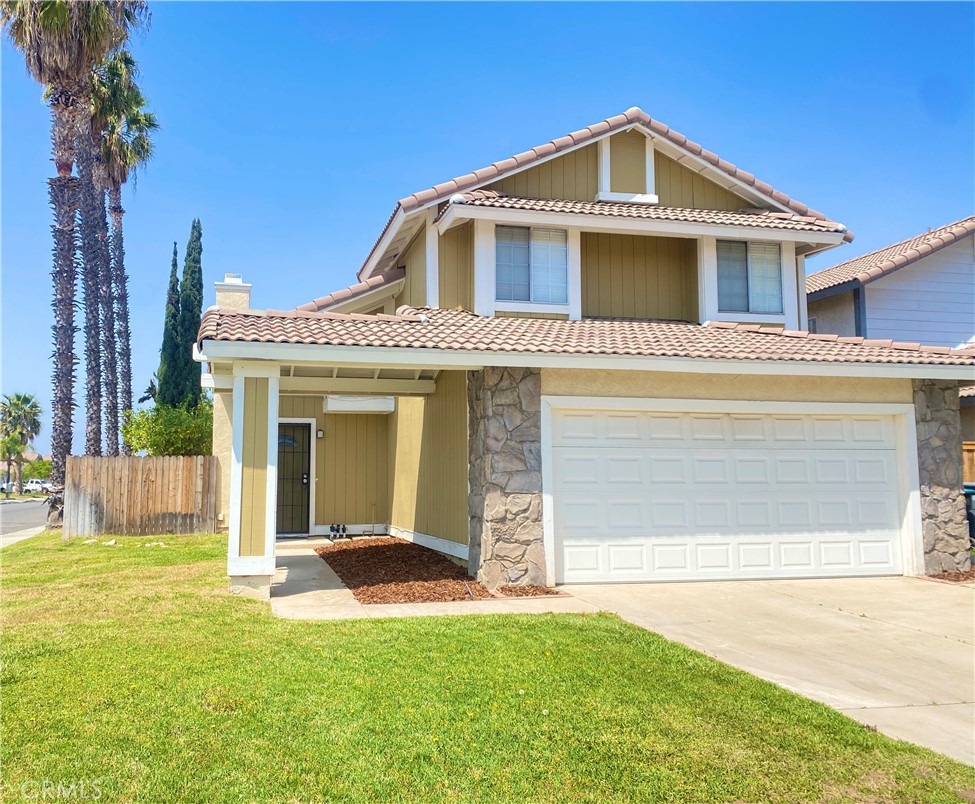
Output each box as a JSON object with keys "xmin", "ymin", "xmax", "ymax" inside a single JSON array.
[
  {"xmin": 914, "ymin": 380, "xmax": 971, "ymax": 573},
  {"xmin": 467, "ymin": 367, "xmax": 545, "ymax": 587}
]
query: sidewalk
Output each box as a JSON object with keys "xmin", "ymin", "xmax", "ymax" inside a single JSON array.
[{"xmin": 1, "ymin": 526, "xmax": 45, "ymax": 549}]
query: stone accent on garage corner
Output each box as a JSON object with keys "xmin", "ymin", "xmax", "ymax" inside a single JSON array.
[
  {"xmin": 467, "ymin": 367, "xmax": 545, "ymax": 588},
  {"xmin": 914, "ymin": 380, "xmax": 971, "ymax": 574}
]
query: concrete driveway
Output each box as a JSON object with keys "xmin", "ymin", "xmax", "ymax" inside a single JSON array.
[{"xmin": 564, "ymin": 577, "xmax": 975, "ymax": 766}]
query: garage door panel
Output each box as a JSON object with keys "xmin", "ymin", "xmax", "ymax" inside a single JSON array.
[{"xmin": 552, "ymin": 409, "xmax": 904, "ymax": 583}]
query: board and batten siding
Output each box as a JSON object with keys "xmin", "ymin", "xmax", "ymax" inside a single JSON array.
[
  {"xmin": 388, "ymin": 370, "xmax": 469, "ymax": 545},
  {"xmin": 581, "ymin": 233, "xmax": 698, "ymax": 321},
  {"xmin": 240, "ymin": 377, "xmax": 269, "ymax": 557},
  {"xmin": 654, "ymin": 152, "xmax": 746, "ymax": 211},
  {"xmin": 278, "ymin": 396, "xmax": 390, "ymax": 525},
  {"xmin": 485, "ymin": 144, "xmax": 598, "ymax": 202},
  {"xmin": 394, "ymin": 229, "xmax": 427, "ymax": 309},
  {"xmin": 864, "ymin": 236, "xmax": 975, "ymax": 348},
  {"xmin": 439, "ymin": 221, "xmax": 473, "ymax": 310},
  {"xmin": 610, "ymin": 130, "xmax": 647, "ymax": 194}
]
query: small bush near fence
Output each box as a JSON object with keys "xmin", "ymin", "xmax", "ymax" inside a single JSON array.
[{"xmin": 63, "ymin": 455, "xmax": 216, "ymax": 538}]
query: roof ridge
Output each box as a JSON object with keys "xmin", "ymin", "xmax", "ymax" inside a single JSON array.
[{"xmin": 295, "ymin": 266, "xmax": 405, "ymax": 313}]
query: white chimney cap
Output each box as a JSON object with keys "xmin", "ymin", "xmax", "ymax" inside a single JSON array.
[{"xmin": 223, "ymin": 273, "xmax": 243, "ymax": 284}]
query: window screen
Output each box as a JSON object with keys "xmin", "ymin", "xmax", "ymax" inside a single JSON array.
[
  {"xmin": 496, "ymin": 226, "xmax": 531, "ymax": 301},
  {"xmin": 717, "ymin": 240, "xmax": 748, "ymax": 312},
  {"xmin": 495, "ymin": 226, "xmax": 567, "ymax": 304}
]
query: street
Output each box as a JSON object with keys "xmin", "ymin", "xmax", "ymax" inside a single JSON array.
[{"xmin": 0, "ymin": 498, "xmax": 49, "ymax": 547}]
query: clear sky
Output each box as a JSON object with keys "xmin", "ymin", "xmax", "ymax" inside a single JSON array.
[{"xmin": 3, "ymin": 2, "xmax": 973, "ymax": 454}]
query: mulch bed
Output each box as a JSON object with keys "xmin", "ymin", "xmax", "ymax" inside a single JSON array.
[
  {"xmin": 314, "ymin": 537, "xmax": 561, "ymax": 604},
  {"xmin": 925, "ymin": 568, "xmax": 975, "ymax": 585}
]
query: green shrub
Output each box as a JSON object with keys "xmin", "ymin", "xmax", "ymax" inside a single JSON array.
[{"xmin": 122, "ymin": 399, "xmax": 212, "ymax": 456}]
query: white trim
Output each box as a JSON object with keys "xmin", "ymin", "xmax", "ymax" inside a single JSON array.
[
  {"xmin": 232, "ymin": 361, "xmax": 280, "ymax": 379},
  {"xmin": 780, "ymin": 241, "xmax": 799, "ymax": 330},
  {"xmin": 359, "ymin": 206, "xmax": 407, "ymax": 281},
  {"xmin": 494, "ymin": 301, "xmax": 570, "ymax": 315},
  {"xmin": 277, "ymin": 417, "xmax": 317, "ymax": 535},
  {"xmin": 473, "ymin": 218, "xmax": 496, "ymax": 317},
  {"xmin": 796, "ymin": 254, "xmax": 809, "ymax": 331},
  {"xmin": 228, "ymin": 555, "xmax": 276, "ymax": 576},
  {"xmin": 228, "ymin": 374, "xmax": 245, "ymax": 574},
  {"xmin": 698, "ymin": 235, "xmax": 717, "ymax": 325},
  {"xmin": 425, "ymin": 209, "xmax": 440, "ymax": 308},
  {"xmin": 263, "ymin": 376, "xmax": 280, "ymax": 562},
  {"xmin": 323, "ymin": 395, "xmax": 395, "ymax": 414},
  {"xmin": 206, "ymin": 374, "xmax": 436, "ymax": 395},
  {"xmin": 645, "ymin": 135, "xmax": 656, "ymax": 196},
  {"xmin": 198, "ymin": 340, "xmax": 975, "ymax": 381},
  {"xmin": 438, "ymin": 202, "xmax": 844, "ymax": 246},
  {"xmin": 598, "ymin": 138, "xmax": 610, "ymax": 195},
  {"xmin": 323, "ymin": 279, "xmax": 405, "ymax": 314},
  {"xmin": 704, "ymin": 238, "xmax": 795, "ymax": 327},
  {"xmin": 540, "ymin": 396, "xmax": 923, "ymax": 586},
  {"xmin": 595, "ymin": 191, "xmax": 659, "ymax": 205},
  {"xmin": 389, "ymin": 525, "xmax": 469, "ymax": 559},
  {"xmin": 567, "ymin": 227, "xmax": 582, "ymax": 320}
]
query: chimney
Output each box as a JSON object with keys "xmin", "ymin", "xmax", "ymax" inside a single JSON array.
[{"xmin": 215, "ymin": 274, "xmax": 251, "ymax": 310}]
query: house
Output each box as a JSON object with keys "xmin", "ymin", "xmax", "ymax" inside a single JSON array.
[
  {"xmin": 195, "ymin": 107, "xmax": 974, "ymax": 600},
  {"xmin": 806, "ymin": 215, "xmax": 975, "ymax": 348}
]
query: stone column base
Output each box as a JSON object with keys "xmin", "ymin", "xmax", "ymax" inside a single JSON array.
[{"xmin": 229, "ymin": 575, "xmax": 272, "ymax": 600}]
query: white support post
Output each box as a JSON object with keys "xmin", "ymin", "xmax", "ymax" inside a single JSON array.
[
  {"xmin": 425, "ymin": 208, "xmax": 439, "ymax": 308},
  {"xmin": 796, "ymin": 254, "xmax": 809, "ymax": 331},
  {"xmin": 698, "ymin": 235, "xmax": 718, "ymax": 322},
  {"xmin": 780, "ymin": 241, "xmax": 799, "ymax": 330},
  {"xmin": 598, "ymin": 138, "xmax": 611, "ymax": 196},
  {"xmin": 473, "ymin": 218, "xmax": 496, "ymax": 317},
  {"xmin": 263, "ymin": 376, "xmax": 280, "ymax": 564},
  {"xmin": 645, "ymin": 137, "xmax": 656, "ymax": 197},
  {"xmin": 228, "ymin": 373, "xmax": 245, "ymax": 572},
  {"xmin": 567, "ymin": 227, "xmax": 582, "ymax": 320}
]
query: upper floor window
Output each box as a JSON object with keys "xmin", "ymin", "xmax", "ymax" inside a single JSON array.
[
  {"xmin": 716, "ymin": 240, "xmax": 783, "ymax": 314},
  {"xmin": 496, "ymin": 226, "xmax": 568, "ymax": 304}
]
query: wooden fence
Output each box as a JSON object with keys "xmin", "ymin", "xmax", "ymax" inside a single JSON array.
[
  {"xmin": 964, "ymin": 441, "xmax": 975, "ymax": 485},
  {"xmin": 63, "ymin": 455, "xmax": 217, "ymax": 538}
]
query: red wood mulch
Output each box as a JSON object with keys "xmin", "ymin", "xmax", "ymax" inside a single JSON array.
[
  {"xmin": 927, "ymin": 568, "xmax": 975, "ymax": 584},
  {"xmin": 314, "ymin": 537, "xmax": 561, "ymax": 604}
]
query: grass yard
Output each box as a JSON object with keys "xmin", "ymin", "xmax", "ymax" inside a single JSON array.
[{"xmin": 3, "ymin": 534, "xmax": 973, "ymax": 802}]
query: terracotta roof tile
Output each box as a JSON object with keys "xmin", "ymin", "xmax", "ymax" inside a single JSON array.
[
  {"xmin": 199, "ymin": 306, "xmax": 975, "ymax": 369},
  {"xmin": 439, "ymin": 191, "xmax": 848, "ymax": 235},
  {"xmin": 807, "ymin": 215, "xmax": 975, "ymax": 294},
  {"xmin": 294, "ymin": 267, "xmax": 405, "ymax": 313}
]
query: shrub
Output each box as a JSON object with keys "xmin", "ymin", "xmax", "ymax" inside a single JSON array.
[{"xmin": 121, "ymin": 399, "xmax": 212, "ymax": 456}]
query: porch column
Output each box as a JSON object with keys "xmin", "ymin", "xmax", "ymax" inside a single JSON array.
[{"xmin": 228, "ymin": 363, "xmax": 280, "ymax": 599}]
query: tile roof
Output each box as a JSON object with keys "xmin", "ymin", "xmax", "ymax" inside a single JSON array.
[
  {"xmin": 441, "ymin": 190, "xmax": 848, "ymax": 235},
  {"xmin": 295, "ymin": 268, "xmax": 405, "ymax": 313},
  {"xmin": 360, "ymin": 106, "xmax": 852, "ymax": 279},
  {"xmin": 198, "ymin": 306, "xmax": 975, "ymax": 368},
  {"xmin": 960, "ymin": 385, "xmax": 975, "ymax": 399},
  {"xmin": 807, "ymin": 215, "xmax": 975, "ymax": 295}
]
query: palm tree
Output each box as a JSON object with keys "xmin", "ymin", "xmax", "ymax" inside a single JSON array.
[
  {"xmin": 93, "ymin": 51, "xmax": 157, "ymax": 454},
  {"xmin": 1, "ymin": 1, "xmax": 149, "ymax": 506},
  {"xmin": 0, "ymin": 393, "xmax": 42, "ymax": 493}
]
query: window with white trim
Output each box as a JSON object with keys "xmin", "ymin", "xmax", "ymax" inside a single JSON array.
[
  {"xmin": 716, "ymin": 240, "xmax": 783, "ymax": 314},
  {"xmin": 496, "ymin": 226, "xmax": 568, "ymax": 304}
]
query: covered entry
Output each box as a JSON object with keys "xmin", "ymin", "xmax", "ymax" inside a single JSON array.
[
  {"xmin": 545, "ymin": 398, "xmax": 919, "ymax": 584},
  {"xmin": 276, "ymin": 422, "xmax": 312, "ymax": 535}
]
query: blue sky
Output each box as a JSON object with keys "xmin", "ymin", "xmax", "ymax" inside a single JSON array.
[{"xmin": 3, "ymin": 2, "xmax": 973, "ymax": 453}]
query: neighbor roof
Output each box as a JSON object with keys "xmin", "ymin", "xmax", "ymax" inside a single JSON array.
[
  {"xmin": 360, "ymin": 106, "xmax": 852, "ymax": 279},
  {"xmin": 198, "ymin": 306, "xmax": 975, "ymax": 368},
  {"xmin": 807, "ymin": 215, "xmax": 975, "ymax": 296},
  {"xmin": 441, "ymin": 190, "xmax": 848, "ymax": 235},
  {"xmin": 295, "ymin": 267, "xmax": 404, "ymax": 314}
]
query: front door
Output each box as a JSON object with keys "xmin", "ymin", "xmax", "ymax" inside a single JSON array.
[{"xmin": 276, "ymin": 423, "xmax": 311, "ymax": 535}]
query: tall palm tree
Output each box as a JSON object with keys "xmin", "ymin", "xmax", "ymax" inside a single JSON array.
[
  {"xmin": 1, "ymin": 1, "xmax": 149, "ymax": 506},
  {"xmin": 0, "ymin": 393, "xmax": 42, "ymax": 493},
  {"xmin": 93, "ymin": 50, "xmax": 157, "ymax": 454}
]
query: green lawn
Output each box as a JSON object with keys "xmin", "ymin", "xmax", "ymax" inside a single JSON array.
[{"xmin": 2, "ymin": 534, "xmax": 973, "ymax": 802}]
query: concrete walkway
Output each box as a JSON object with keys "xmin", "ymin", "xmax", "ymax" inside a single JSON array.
[
  {"xmin": 0, "ymin": 526, "xmax": 45, "ymax": 549},
  {"xmin": 564, "ymin": 577, "xmax": 975, "ymax": 766},
  {"xmin": 270, "ymin": 540, "xmax": 599, "ymax": 620}
]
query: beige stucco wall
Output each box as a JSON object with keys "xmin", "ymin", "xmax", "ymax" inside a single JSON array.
[
  {"xmin": 542, "ymin": 368, "xmax": 913, "ymax": 404},
  {"xmin": 388, "ymin": 370, "xmax": 469, "ymax": 544},
  {"xmin": 581, "ymin": 233, "xmax": 697, "ymax": 321},
  {"xmin": 213, "ymin": 391, "xmax": 233, "ymax": 530},
  {"xmin": 808, "ymin": 291, "xmax": 856, "ymax": 337}
]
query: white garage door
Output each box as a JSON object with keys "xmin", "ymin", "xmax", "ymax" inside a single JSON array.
[{"xmin": 552, "ymin": 408, "xmax": 905, "ymax": 583}]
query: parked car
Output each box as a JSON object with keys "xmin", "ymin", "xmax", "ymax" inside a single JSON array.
[
  {"xmin": 0, "ymin": 480, "xmax": 14, "ymax": 494},
  {"xmin": 24, "ymin": 479, "xmax": 52, "ymax": 494}
]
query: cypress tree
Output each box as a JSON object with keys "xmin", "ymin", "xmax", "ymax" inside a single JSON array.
[
  {"xmin": 178, "ymin": 219, "xmax": 204, "ymax": 407},
  {"xmin": 156, "ymin": 243, "xmax": 183, "ymax": 407}
]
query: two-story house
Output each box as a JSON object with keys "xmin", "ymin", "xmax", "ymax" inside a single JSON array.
[{"xmin": 195, "ymin": 107, "xmax": 974, "ymax": 599}]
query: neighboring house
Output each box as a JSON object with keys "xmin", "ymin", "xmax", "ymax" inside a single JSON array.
[
  {"xmin": 806, "ymin": 216, "xmax": 975, "ymax": 348},
  {"xmin": 196, "ymin": 107, "xmax": 974, "ymax": 600}
]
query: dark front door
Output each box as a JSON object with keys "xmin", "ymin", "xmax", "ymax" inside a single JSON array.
[{"xmin": 276, "ymin": 423, "xmax": 310, "ymax": 534}]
